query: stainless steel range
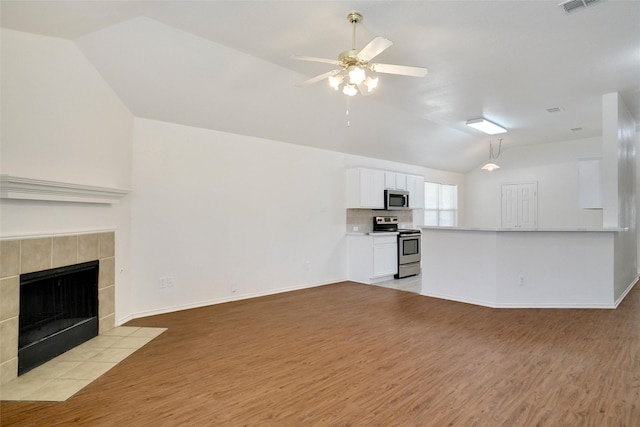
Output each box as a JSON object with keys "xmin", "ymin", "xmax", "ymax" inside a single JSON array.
[
  {"xmin": 373, "ymin": 216, "xmax": 421, "ymax": 279},
  {"xmin": 396, "ymin": 229, "xmax": 421, "ymax": 278}
]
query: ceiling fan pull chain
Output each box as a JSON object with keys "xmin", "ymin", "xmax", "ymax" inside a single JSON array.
[{"xmin": 346, "ymin": 97, "xmax": 351, "ymax": 127}]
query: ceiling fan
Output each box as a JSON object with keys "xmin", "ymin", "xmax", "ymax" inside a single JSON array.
[{"xmin": 293, "ymin": 11, "xmax": 428, "ymax": 96}]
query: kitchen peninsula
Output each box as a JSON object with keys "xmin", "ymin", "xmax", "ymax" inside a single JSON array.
[{"xmin": 420, "ymin": 226, "xmax": 636, "ymax": 309}]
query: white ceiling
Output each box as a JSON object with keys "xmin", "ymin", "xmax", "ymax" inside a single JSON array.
[{"xmin": 2, "ymin": 0, "xmax": 639, "ymax": 172}]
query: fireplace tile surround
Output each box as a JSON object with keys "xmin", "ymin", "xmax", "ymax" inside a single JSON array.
[{"xmin": 0, "ymin": 232, "xmax": 116, "ymax": 385}]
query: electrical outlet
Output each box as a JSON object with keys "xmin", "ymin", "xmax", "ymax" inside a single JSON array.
[
  {"xmin": 353, "ymin": 226, "xmax": 359, "ymax": 232},
  {"xmin": 519, "ymin": 275, "xmax": 526, "ymax": 286},
  {"xmin": 159, "ymin": 276, "xmax": 175, "ymax": 289},
  {"xmin": 231, "ymin": 283, "xmax": 238, "ymax": 293}
]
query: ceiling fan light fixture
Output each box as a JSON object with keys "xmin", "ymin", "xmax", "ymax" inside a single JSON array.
[
  {"xmin": 342, "ymin": 83, "xmax": 358, "ymax": 96},
  {"xmin": 364, "ymin": 76, "xmax": 378, "ymax": 92},
  {"xmin": 466, "ymin": 118, "xmax": 507, "ymax": 135},
  {"xmin": 328, "ymin": 74, "xmax": 344, "ymax": 90},
  {"xmin": 348, "ymin": 66, "xmax": 366, "ymax": 85}
]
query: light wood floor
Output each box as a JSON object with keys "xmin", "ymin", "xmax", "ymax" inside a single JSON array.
[{"xmin": 2, "ymin": 281, "xmax": 639, "ymax": 426}]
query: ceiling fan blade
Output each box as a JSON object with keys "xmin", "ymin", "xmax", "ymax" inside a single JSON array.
[
  {"xmin": 370, "ymin": 63, "xmax": 428, "ymax": 77},
  {"xmin": 297, "ymin": 69, "xmax": 340, "ymax": 86},
  {"xmin": 356, "ymin": 37, "xmax": 393, "ymax": 62},
  {"xmin": 292, "ymin": 55, "xmax": 342, "ymax": 66}
]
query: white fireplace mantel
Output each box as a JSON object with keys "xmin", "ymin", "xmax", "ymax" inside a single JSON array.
[{"xmin": 0, "ymin": 175, "xmax": 131, "ymax": 204}]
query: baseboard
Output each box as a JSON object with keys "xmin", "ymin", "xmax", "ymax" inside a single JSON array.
[
  {"xmin": 126, "ymin": 279, "xmax": 340, "ymax": 321},
  {"xmin": 121, "ymin": 275, "xmax": 635, "ymax": 323},
  {"xmin": 421, "ymin": 290, "xmax": 617, "ymax": 309},
  {"xmin": 494, "ymin": 301, "xmax": 615, "ymax": 309},
  {"xmin": 614, "ymin": 275, "xmax": 639, "ymax": 308},
  {"xmin": 419, "ymin": 291, "xmax": 497, "ymax": 309},
  {"xmin": 116, "ymin": 313, "xmax": 134, "ymax": 327}
]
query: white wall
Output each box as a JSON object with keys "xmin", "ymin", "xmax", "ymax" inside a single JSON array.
[
  {"xmin": 422, "ymin": 228, "xmax": 616, "ymax": 308},
  {"xmin": 130, "ymin": 118, "xmax": 464, "ymax": 318},
  {"xmin": 495, "ymin": 231, "xmax": 614, "ymax": 307},
  {"xmin": 1, "ymin": 28, "xmax": 465, "ymax": 323},
  {"xmin": 637, "ymin": 129, "xmax": 640, "ymax": 273},
  {"xmin": 130, "ymin": 119, "xmax": 345, "ymax": 317},
  {"xmin": 0, "ymin": 29, "xmax": 135, "ymax": 320},
  {"xmin": 1, "ymin": 29, "xmax": 133, "ymax": 189},
  {"xmin": 464, "ymin": 137, "xmax": 604, "ymax": 228},
  {"xmin": 464, "ymin": 94, "xmax": 638, "ymax": 296},
  {"xmin": 602, "ymin": 93, "xmax": 638, "ymax": 299},
  {"xmin": 421, "ymin": 229, "xmax": 498, "ymax": 306}
]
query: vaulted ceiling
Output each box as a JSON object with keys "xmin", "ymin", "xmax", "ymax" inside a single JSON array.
[{"xmin": 2, "ymin": 1, "xmax": 639, "ymax": 172}]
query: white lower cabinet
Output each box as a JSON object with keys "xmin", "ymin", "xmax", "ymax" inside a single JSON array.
[{"xmin": 347, "ymin": 234, "xmax": 398, "ymax": 284}]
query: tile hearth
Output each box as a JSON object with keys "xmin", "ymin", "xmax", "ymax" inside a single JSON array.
[{"xmin": 0, "ymin": 326, "xmax": 166, "ymax": 402}]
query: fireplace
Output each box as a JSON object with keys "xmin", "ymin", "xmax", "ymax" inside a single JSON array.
[
  {"xmin": 19, "ymin": 261, "xmax": 99, "ymax": 375},
  {"xmin": 0, "ymin": 232, "xmax": 116, "ymax": 385}
]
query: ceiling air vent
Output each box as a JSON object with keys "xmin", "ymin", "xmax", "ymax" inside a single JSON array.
[{"xmin": 559, "ymin": 0, "xmax": 600, "ymax": 13}]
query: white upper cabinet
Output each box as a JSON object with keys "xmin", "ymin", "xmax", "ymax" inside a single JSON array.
[
  {"xmin": 384, "ymin": 172, "xmax": 408, "ymax": 190},
  {"xmin": 346, "ymin": 168, "xmax": 385, "ymax": 209},
  {"xmin": 347, "ymin": 168, "xmax": 424, "ymax": 210},
  {"xmin": 407, "ymin": 175, "xmax": 425, "ymax": 209}
]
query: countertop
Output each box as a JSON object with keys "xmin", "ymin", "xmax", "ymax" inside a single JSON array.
[
  {"xmin": 420, "ymin": 226, "xmax": 626, "ymax": 232},
  {"xmin": 345, "ymin": 231, "xmax": 399, "ymax": 236}
]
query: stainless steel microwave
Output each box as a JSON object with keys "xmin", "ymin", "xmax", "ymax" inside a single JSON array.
[{"xmin": 384, "ymin": 189, "xmax": 410, "ymax": 210}]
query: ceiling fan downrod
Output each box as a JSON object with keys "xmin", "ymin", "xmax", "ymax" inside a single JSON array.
[{"xmin": 347, "ymin": 11, "xmax": 362, "ymax": 51}]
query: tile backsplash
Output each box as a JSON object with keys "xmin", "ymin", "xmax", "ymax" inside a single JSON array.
[{"xmin": 346, "ymin": 209, "xmax": 413, "ymax": 233}]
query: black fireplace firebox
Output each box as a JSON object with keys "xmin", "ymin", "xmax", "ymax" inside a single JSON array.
[{"xmin": 18, "ymin": 260, "xmax": 99, "ymax": 375}]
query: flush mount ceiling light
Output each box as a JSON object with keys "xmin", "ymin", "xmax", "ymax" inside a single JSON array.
[
  {"xmin": 466, "ymin": 118, "xmax": 507, "ymax": 135},
  {"xmin": 481, "ymin": 139, "xmax": 503, "ymax": 172},
  {"xmin": 294, "ymin": 11, "xmax": 428, "ymax": 96}
]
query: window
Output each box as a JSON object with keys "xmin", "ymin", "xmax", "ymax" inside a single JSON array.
[{"xmin": 424, "ymin": 182, "xmax": 458, "ymax": 226}]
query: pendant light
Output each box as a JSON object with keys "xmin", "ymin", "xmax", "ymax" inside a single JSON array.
[{"xmin": 481, "ymin": 139, "xmax": 503, "ymax": 171}]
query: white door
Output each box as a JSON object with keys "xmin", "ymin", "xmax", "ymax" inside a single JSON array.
[
  {"xmin": 517, "ymin": 183, "xmax": 537, "ymax": 228},
  {"xmin": 501, "ymin": 182, "xmax": 537, "ymax": 228},
  {"xmin": 501, "ymin": 184, "xmax": 519, "ymax": 228}
]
